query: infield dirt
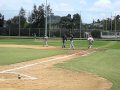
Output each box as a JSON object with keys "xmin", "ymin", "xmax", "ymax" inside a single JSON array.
[{"xmin": 0, "ymin": 45, "xmax": 112, "ymax": 90}]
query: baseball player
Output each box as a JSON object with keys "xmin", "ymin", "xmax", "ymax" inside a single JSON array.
[
  {"xmin": 70, "ymin": 34, "xmax": 75, "ymax": 49},
  {"xmin": 87, "ymin": 35, "xmax": 94, "ymax": 48},
  {"xmin": 44, "ymin": 35, "xmax": 48, "ymax": 47},
  {"xmin": 62, "ymin": 34, "xmax": 67, "ymax": 48}
]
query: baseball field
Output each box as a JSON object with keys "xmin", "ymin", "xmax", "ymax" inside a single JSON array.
[{"xmin": 0, "ymin": 38, "xmax": 119, "ymax": 90}]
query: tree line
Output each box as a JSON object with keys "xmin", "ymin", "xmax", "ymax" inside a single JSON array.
[{"xmin": 0, "ymin": 4, "xmax": 120, "ymax": 37}]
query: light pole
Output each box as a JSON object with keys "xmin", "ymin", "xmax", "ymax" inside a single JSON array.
[
  {"xmin": 112, "ymin": 13, "xmax": 117, "ymax": 38},
  {"xmin": 111, "ymin": 13, "xmax": 112, "ymax": 32},
  {"xmin": 106, "ymin": 19, "xmax": 107, "ymax": 31},
  {"xmin": 79, "ymin": 11, "xmax": 82, "ymax": 38},
  {"xmin": 43, "ymin": 0, "xmax": 48, "ymax": 47},
  {"xmin": 19, "ymin": 13, "xmax": 21, "ymax": 36},
  {"xmin": 49, "ymin": 12, "xmax": 53, "ymax": 38},
  {"xmin": 45, "ymin": 0, "xmax": 48, "ymax": 37},
  {"xmin": 114, "ymin": 14, "xmax": 116, "ymax": 33}
]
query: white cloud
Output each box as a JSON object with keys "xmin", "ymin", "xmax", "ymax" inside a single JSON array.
[
  {"xmin": 0, "ymin": 0, "xmax": 34, "ymax": 10},
  {"xmin": 94, "ymin": 0, "xmax": 112, "ymax": 9},
  {"xmin": 84, "ymin": 0, "xmax": 114, "ymax": 12},
  {"xmin": 79, "ymin": 0, "xmax": 87, "ymax": 5},
  {"xmin": 0, "ymin": 0, "xmax": 35, "ymax": 19},
  {"xmin": 88, "ymin": 0, "xmax": 120, "ymax": 14},
  {"xmin": 113, "ymin": 1, "xmax": 120, "ymax": 10},
  {"xmin": 52, "ymin": 2, "xmax": 74, "ymax": 11},
  {"xmin": 1, "ymin": 0, "xmax": 120, "ymax": 22}
]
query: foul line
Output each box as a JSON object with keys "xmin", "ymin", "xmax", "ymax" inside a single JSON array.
[
  {"xmin": 0, "ymin": 53, "xmax": 78, "ymax": 73},
  {"xmin": 0, "ymin": 51, "xmax": 95, "ymax": 80}
]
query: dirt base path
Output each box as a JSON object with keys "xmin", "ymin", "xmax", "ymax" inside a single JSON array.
[
  {"xmin": 0, "ymin": 44, "xmax": 57, "ymax": 50},
  {"xmin": 0, "ymin": 45, "xmax": 112, "ymax": 90}
]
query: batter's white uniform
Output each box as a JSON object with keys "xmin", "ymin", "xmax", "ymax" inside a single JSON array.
[
  {"xmin": 88, "ymin": 36, "xmax": 94, "ymax": 48},
  {"xmin": 44, "ymin": 36, "xmax": 48, "ymax": 47}
]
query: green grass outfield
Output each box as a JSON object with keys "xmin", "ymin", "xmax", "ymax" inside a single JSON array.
[
  {"xmin": 54, "ymin": 40, "xmax": 120, "ymax": 90},
  {"xmin": 0, "ymin": 38, "xmax": 120, "ymax": 90},
  {"xmin": 0, "ymin": 38, "xmax": 119, "ymax": 48},
  {"xmin": 0, "ymin": 48, "xmax": 66, "ymax": 65}
]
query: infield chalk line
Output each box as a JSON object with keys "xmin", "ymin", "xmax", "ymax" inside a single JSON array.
[
  {"xmin": 81, "ymin": 51, "xmax": 96, "ymax": 56},
  {"xmin": 0, "ymin": 51, "xmax": 95, "ymax": 73},
  {"xmin": 0, "ymin": 53, "xmax": 79, "ymax": 73},
  {"xmin": 0, "ymin": 51, "xmax": 96, "ymax": 80},
  {"xmin": 0, "ymin": 71, "xmax": 37, "ymax": 80}
]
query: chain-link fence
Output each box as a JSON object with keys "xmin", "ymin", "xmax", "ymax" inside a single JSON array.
[
  {"xmin": 101, "ymin": 31, "xmax": 120, "ymax": 39},
  {"xmin": 0, "ymin": 27, "xmax": 107, "ymax": 38},
  {"xmin": 1, "ymin": 10, "xmax": 120, "ymax": 39},
  {"xmin": 0, "ymin": 27, "xmax": 82, "ymax": 38}
]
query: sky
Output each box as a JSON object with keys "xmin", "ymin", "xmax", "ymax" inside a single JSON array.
[{"xmin": 0, "ymin": 0, "xmax": 120, "ymax": 23}]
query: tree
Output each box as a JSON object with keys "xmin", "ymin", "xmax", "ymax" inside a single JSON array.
[
  {"xmin": 115, "ymin": 15, "xmax": 120, "ymax": 30},
  {"xmin": 73, "ymin": 13, "xmax": 81, "ymax": 29},
  {"xmin": 59, "ymin": 14, "xmax": 72, "ymax": 29},
  {"xmin": 59, "ymin": 13, "xmax": 82, "ymax": 36},
  {"xmin": 37, "ymin": 4, "xmax": 45, "ymax": 28},
  {"xmin": 9, "ymin": 16, "xmax": 19, "ymax": 28},
  {"xmin": 19, "ymin": 7, "xmax": 26, "ymax": 28},
  {"xmin": 91, "ymin": 30, "xmax": 101, "ymax": 38},
  {"xmin": 6, "ymin": 8, "xmax": 26, "ymax": 28},
  {"xmin": 31, "ymin": 5, "xmax": 39, "ymax": 27},
  {"xmin": 0, "ymin": 13, "xmax": 4, "ymax": 27},
  {"xmin": 97, "ymin": 19, "xmax": 100, "ymax": 23},
  {"xmin": 28, "ymin": 4, "xmax": 52, "ymax": 28}
]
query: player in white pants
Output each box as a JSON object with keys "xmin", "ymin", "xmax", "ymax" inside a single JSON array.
[
  {"xmin": 44, "ymin": 36, "xmax": 48, "ymax": 47},
  {"xmin": 87, "ymin": 35, "xmax": 94, "ymax": 48},
  {"xmin": 70, "ymin": 34, "xmax": 75, "ymax": 49}
]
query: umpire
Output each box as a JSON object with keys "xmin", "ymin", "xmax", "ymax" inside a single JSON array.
[{"xmin": 62, "ymin": 34, "xmax": 67, "ymax": 48}]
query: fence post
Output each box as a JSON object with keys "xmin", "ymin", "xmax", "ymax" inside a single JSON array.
[
  {"xmin": 9, "ymin": 27, "xmax": 10, "ymax": 36},
  {"xmin": 29, "ymin": 28, "xmax": 30, "ymax": 36},
  {"xmin": 39, "ymin": 28, "xmax": 40, "ymax": 37},
  {"xmin": 60, "ymin": 29, "xmax": 61, "ymax": 37}
]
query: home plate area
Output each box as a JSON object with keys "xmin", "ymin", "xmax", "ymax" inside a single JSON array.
[
  {"xmin": 0, "ymin": 48, "xmax": 112, "ymax": 90},
  {"xmin": 0, "ymin": 72, "xmax": 37, "ymax": 80}
]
